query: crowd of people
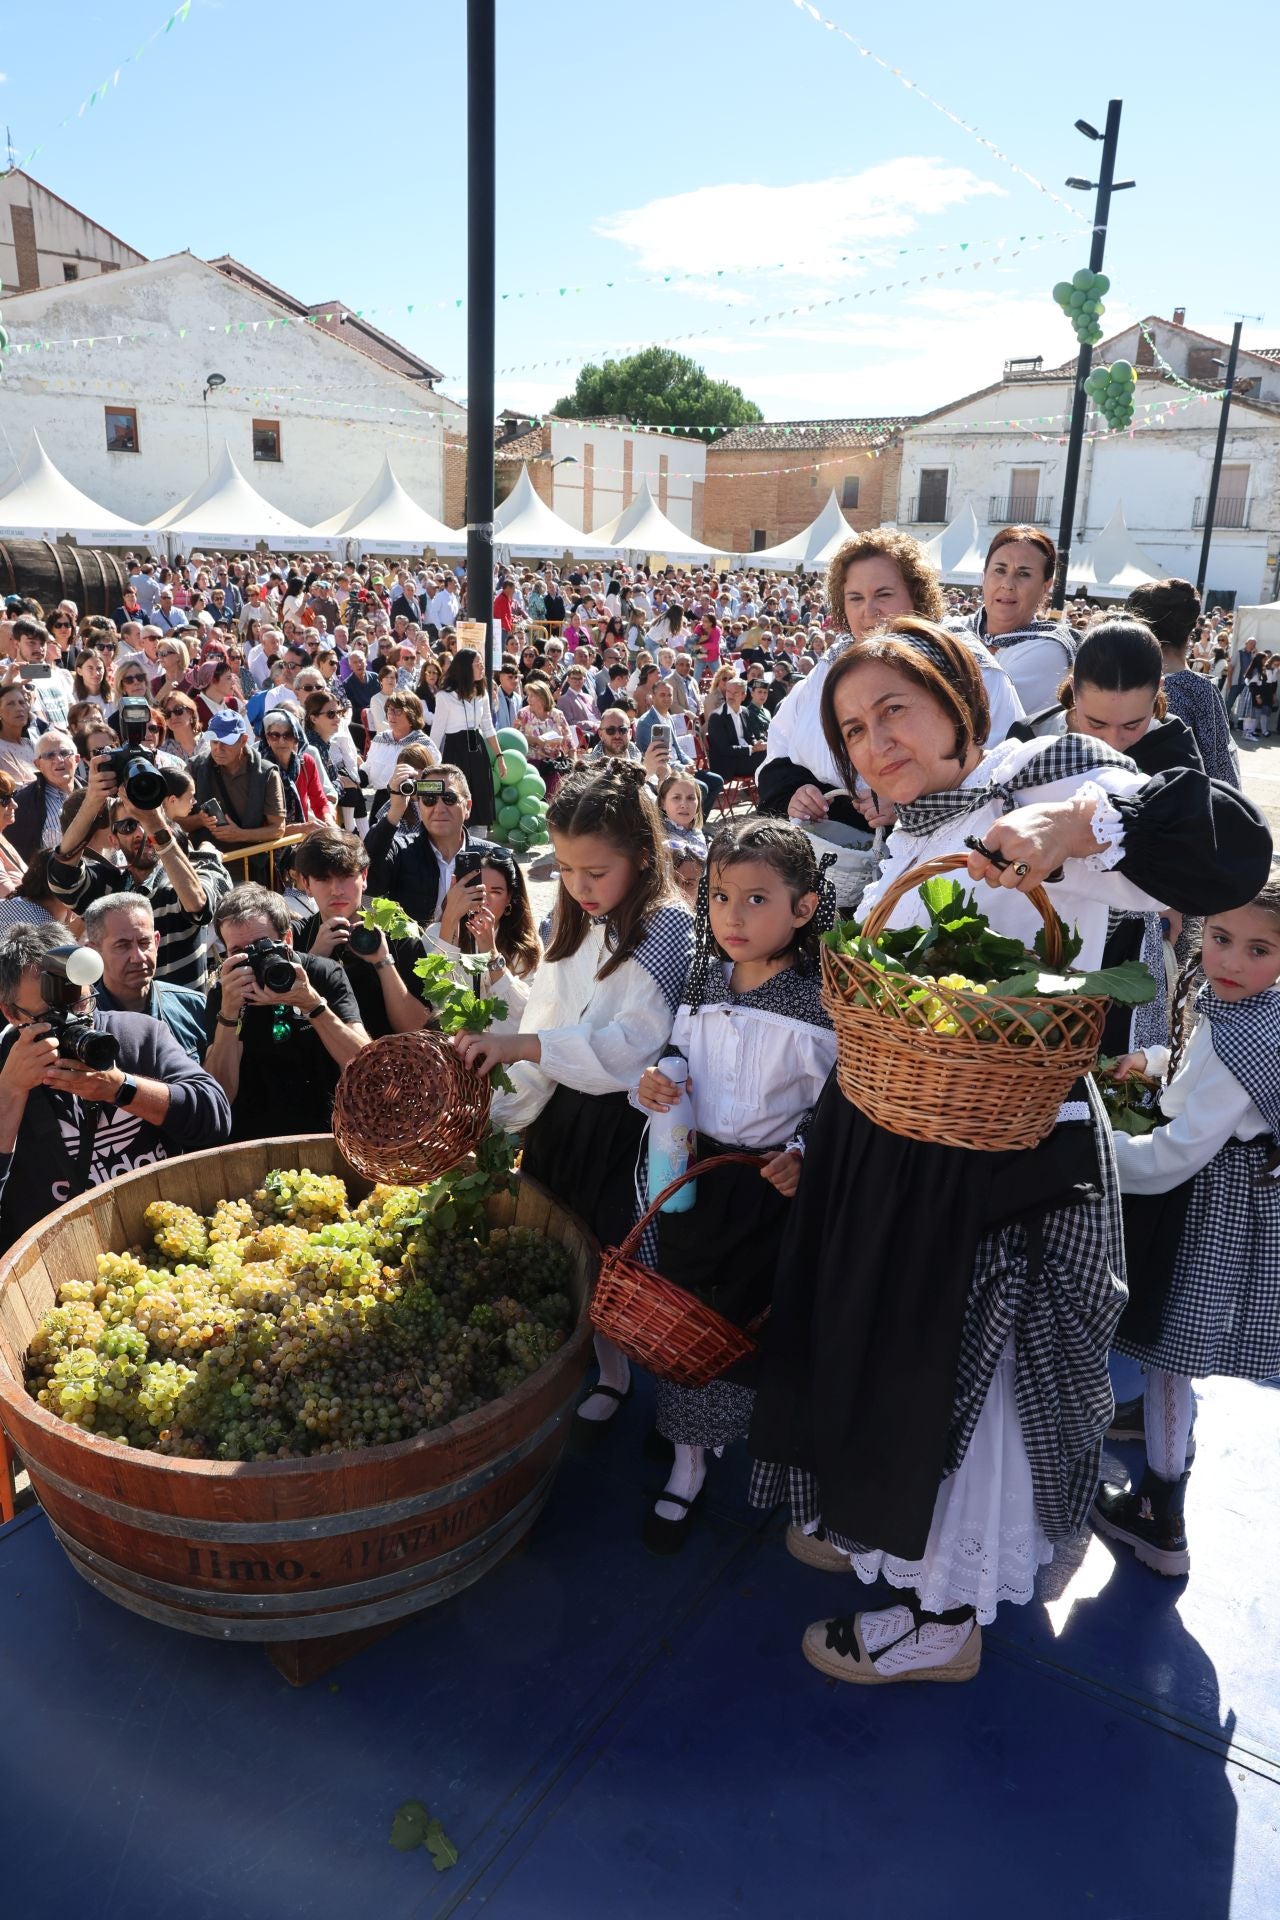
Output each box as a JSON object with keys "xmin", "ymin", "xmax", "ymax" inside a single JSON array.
[{"xmin": 0, "ymin": 523, "xmax": 1274, "ymax": 1687}]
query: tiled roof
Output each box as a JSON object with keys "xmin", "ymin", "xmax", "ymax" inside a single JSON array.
[{"xmin": 711, "ymin": 416, "xmax": 912, "ymax": 452}]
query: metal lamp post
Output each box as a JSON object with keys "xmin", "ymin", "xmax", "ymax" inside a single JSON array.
[
  {"xmin": 1195, "ymin": 321, "xmax": 1244, "ymax": 599},
  {"xmin": 202, "ymin": 372, "xmax": 226, "ymax": 474},
  {"xmin": 465, "ymin": 0, "xmax": 497, "ymax": 674}
]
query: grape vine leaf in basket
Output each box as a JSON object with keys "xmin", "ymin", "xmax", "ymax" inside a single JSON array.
[
  {"xmin": 360, "ymin": 897, "xmax": 422, "ymax": 944},
  {"xmin": 991, "ymin": 960, "xmax": 1157, "ymax": 1004}
]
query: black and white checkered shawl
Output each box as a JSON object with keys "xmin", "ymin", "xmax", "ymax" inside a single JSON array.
[
  {"xmin": 1200, "ymin": 984, "xmax": 1280, "ymax": 1137},
  {"xmin": 894, "ymin": 734, "xmax": 1138, "ymax": 837},
  {"xmin": 946, "ymin": 609, "xmax": 1076, "ymax": 662}
]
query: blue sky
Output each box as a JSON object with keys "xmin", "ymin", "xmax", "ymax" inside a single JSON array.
[{"xmin": 4, "ymin": 0, "xmax": 1276, "ymax": 424}]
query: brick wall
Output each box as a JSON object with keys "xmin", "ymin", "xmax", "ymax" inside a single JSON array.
[
  {"xmin": 443, "ymin": 436, "xmax": 467, "ymax": 529},
  {"xmin": 702, "ymin": 440, "xmax": 903, "ymax": 554}
]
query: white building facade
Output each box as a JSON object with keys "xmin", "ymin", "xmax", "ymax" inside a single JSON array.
[
  {"xmin": 544, "ymin": 421, "xmax": 706, "ymax": 537},
  {"xmin": 897, "ymin": 316, "xmax": 1280, "ymax": 606},
  {"xmin": 0, "ymin": 253, "xmax": 447, "ymax": 530},
  {"xmin": 0, "ymin": 172, "xmax": 145, "ymax": 298}
]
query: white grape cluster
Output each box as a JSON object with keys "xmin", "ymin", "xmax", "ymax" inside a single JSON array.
[
  {"xmin": 25, "ymin": 1173, "xmax": 576, "ymax": 1461},
  {"xmin": 1084, "ymin": 359, "xmax": 1137, "ymax": 432},
  {"xmin": 1052, "ymin": 268, "xmax": 1110, "ymax": 347}
]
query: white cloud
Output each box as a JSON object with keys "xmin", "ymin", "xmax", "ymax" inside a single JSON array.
[{"xmin": 596, "ymin": 159, "xmax": 1003, "ymax": 284}]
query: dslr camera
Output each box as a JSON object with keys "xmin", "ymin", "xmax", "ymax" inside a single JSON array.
[
  {"xmin": 100, "ymin": 697, "xmax": 168, "ymax": 810},
  {"xmin": 39, "ymin": 946, "xmax": 119, "ymax": 1071},
  {"xmin": 238, "ymin": 938, "xmax": 298, "ymax": 996}
]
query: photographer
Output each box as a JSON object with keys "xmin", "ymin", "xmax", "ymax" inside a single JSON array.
[
  {"xmin": 0, "ymin": 922, "xmax": 231, "ymax": 1250},
  {"xmin": 290, "ymin": 825, "xmax": 430, "ymax": 1038},
  {"xmin": 364, "ymin": 764, "xmax": 497, "ymax": 931},
  {"xmin": 50, "ymin": 753, "xmax": 228, "ymax": 991},
  {"xmin": 205, "ymin": 882, "xmax": 370, "ymax": 1143}
]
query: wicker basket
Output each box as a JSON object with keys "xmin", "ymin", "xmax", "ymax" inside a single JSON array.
[
  {"xmin": 592, "ymin": 1154, "xmax": 765, "ymax": 1388},
  {"xmin": 822, "ymin": 853, "xmax": 1108, "ymax": 1153},
  {"xmin": 332, "ymin": 1031, "xmax": 491, "ymax": 1183}
]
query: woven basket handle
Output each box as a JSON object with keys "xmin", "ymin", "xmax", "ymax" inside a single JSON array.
[
  {"xmin": 859, "ymin": 852, "xmax": 1062, "ymax": 969},
  {"xmin": 614, "ymin": 1152, "xmax": 766, "ymax": 1261}
]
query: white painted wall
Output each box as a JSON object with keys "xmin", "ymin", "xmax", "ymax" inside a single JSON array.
[
  {"xmin": 546, "ymin": 422, "xmax": 706, "ymax": 534},
  {"xmin": 900, "ymin": 373, "xmax": 1280, "ymax": 605},
  {"xmin": 0, "ymin": 254, "xmax": 445, "ymax": 529},
  {"xmin": 0, "ymin": 173, "xmax": 144, "ymax": 296}
]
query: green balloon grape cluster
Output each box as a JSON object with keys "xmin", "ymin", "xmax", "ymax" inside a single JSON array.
[
  {"xmin": 1052, "ymin": 267, "xmax": 1110, "ymax": 346},
  {"xmin": 1084, "ymin": 359, "xmax": 1137, "ymax": 431},
  {"xmin": 491, "ymin": 725, "xmax": 550, "ymax": 850}
]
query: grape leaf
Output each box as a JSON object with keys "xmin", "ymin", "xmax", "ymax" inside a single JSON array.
[
  {"xmin": 361, "ymin": 897, "xmax": 421, "ymax": 943},
  {"xmin": 425, "ymin": 1818, "xmax": 460, "ymax": 1873},
  {"xmin": 390, "ymin": 1800, "xmax": 432, "ymax": 1851}
]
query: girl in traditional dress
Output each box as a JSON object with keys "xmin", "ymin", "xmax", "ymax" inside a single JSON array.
[
  {"xmin": 454, "ymin": 763, "xmax": 694, "ymax": 1438},
  {"xmin": 748, "ymin": 618, "xmax": 1271, "ymax": 1686},
  {"xmin": 634, "ymin": 820, "xmax": 837, "ymax": 1552},
  {"xmin": 1095, "ymin": 876, "xmax": 1280, "ymax": 1576}
]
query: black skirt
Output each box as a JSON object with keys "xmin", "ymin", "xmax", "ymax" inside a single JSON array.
[
  {"xmin": 655, "ymin": 1133, "xmax": 787, "ymax": 1387},
  {"xmin": 443, "ymin": 727, "xmax": 494, "ymax": 827},
  {"xmin": 521, "ymin": 1084, "xmax": 646, "ymax": 1249},
  {"xmin": 1117, "ymin": 1182, "xmax": 1194, "ymax": 1348},
  {"xmin": 749, "ymin": 1071, "xmax": 1102, "ymax": 1561}
]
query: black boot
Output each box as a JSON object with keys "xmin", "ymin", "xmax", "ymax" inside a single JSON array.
[
  {"xmin": 1093, "ymin": 1464, "xmax": 1190, "ymax": 1577},
  {"xmin": 1106, "ymin": 1393, "xmax": 1145, "ymax": 1443}
]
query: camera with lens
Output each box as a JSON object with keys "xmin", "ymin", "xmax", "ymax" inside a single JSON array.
[
  {"xmin": 393, "ymin": 777, "xmax": 418, "ymax": 797},
  {"xmin": 239, "ymin": 938, "xmax": 298, "ymax": 996},
  {"xmin": 39, "ymin": 946, "xmax": 120, "ymax": 1071},
  {"xmin": 100, "ymin": 697, "xmax": 168, "ymax": 810},
  {"xmin": 346, "ymin": 924, "xmax": 382, "ymax": 958}
]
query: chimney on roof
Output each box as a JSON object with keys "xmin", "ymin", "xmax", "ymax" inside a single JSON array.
[{"xmin": 1173, "ymin": 306, "xmax": 1187, "ymax": 327}]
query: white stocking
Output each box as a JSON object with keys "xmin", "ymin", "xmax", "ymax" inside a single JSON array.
[
  {"xmin": 655, "ymin": 1443, "xmax": 706, "ymax": 1524},
  {"xmin": 1144, "ymin": 1368, "xmax": 1195, "ymax": 1480},
  {"xmin": 577, "ymin": 1333, "xmax": 631, "ymax": 1423}
]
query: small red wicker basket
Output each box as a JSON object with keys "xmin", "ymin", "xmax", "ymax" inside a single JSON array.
[
  {"xmin": 592, "ymin": 1154, "xmax": 766, "ymax": 1388},
  {"xmin": 332, "ymin": 1030, "xmax": 491, "ymax": 1184}
]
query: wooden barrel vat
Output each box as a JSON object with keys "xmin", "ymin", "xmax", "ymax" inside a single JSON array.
[
  {"xmin": 0, "ymin": 540, "xmax": 134, "ymax": 618},
  {"xmin": 0, "ymin": 1138, "xmax": 596, "ymax": 1644}
]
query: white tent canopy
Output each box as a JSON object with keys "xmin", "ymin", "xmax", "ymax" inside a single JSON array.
[
  {"xmin": 0, "ymin": 432, "xmax": 149, "ymax": 546},
  {"xmin": 314, "ymin": 454, "xmax": 465, "ymax": 554},
  {"xmin": 1067, "ymin": 504, "xmax": 1164, "ymax": 595},
  {"xmin": 592, "ymin": 478, "xmax": 728, "ymax": 562},
  {"xmin": 751, "ymin": 489, "xmax": 855, "ymax": 572},
  {"xmin": 150, "ymin": 441, "xmax": 320, "ymax": 553},
  {"xmin": 1233, "ymin": 601, "xmax": 1280, "ymax": 648},
  {"xmin": 921, "ymin": 498, "xmax": 986, "ymax": 586},
  {"xmin": 493, "ymin": 466, "xmax": 621, "ymax": 559}
]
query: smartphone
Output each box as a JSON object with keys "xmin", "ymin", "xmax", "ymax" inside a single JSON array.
[
  {"xmin": 454, "ymin": 849, "xmax": 485, "ymax": 883},
  {"xmin": 201, "ymin": 798, "xmax": 226, "ymax": 826},
  {"xmin": 649, "ymin": 720, "xmax": 673, "ymax": 750},
  {"xmin": 18, "ymin": 662, "xmax": 51, "ymax": 681}
]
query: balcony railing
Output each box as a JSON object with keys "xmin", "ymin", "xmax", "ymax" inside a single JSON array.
[
  {"xmin": 1192, "ymin": 495, "xmax": 1251, "ymax": 529},
  {"xmin": 910, "ymin": 499, "xmax": 949, "ymax": 524},
  {"xmin": 989, "ymin": 495, "xmax": 1054, "ymax": 526}
]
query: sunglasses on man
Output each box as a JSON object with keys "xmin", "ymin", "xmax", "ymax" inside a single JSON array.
[{"xmin": 417, "ymin": 785, "xmax": 461, "ymax": 805}]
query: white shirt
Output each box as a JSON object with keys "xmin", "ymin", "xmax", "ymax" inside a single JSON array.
[
  {"xmin": 424, "ymin": 920, "xmax": 534, "ymax": 1036},
  {"xmin": 494, "ymin": 920, "xmax": 684, "ymax": 1131},
  {"xmin": 430, "ymin": 688, "xmax": 497, "ymax": 749},
  {"xmin": 727, "ymin": 703, "xmax": 748, "ymax": 746},
  {"xmin": 762, "ymin": 633, "xmax": 1025, "ymax": 791},
  {"xmin": 657, "ymin": 972, "xmax": 837, "ymax": 1150},
  {"xmin": 1111, "ymin": 1025, "xmax": 1270, "ymax": 1195},
  {"xmin": 427, "ymin": 589, "xmax": 459, "ymax": 629},
  {"xmin": 861, "ymin": 735, "xmax": 1161, "ymax": 971}
]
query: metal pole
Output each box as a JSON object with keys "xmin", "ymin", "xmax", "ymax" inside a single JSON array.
[
  {"xmin": 465, "ymin": 0, "xmax": 497, "ymax": 677},
  {"xmin": 1050, "ymin": 99, "xmax": 1123, "ymax": 611},
  {"xmin": 203, "ymin": 391, "xmax": 211, "ymax": 473},
  {"xmin": 1195, "ymin": 319, "xmax": 1243, "ymax": 599}
]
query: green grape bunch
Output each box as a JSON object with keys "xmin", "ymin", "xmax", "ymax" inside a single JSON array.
[
  {"xmin": 24, "ymin": 1166, "xmax": 578, "ymax": 1462},
  {"xmin": 1084, "ymin": 359, "xmax": 1138, "ymax": 432},
  {"xmin": 1052, "ymin": 268, "xmax": 1110, "ymax": 347}
]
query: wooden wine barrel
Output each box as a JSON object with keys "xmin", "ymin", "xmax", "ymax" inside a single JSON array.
[
  {"xmin": 0, "ymin": 1138, "xmax": 596, "ymax": 1649},
  {"xmin": 0, "ymin": 540, "xmax": 135, "ymax": 618}
]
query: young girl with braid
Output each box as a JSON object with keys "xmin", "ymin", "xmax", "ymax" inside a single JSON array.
[
  {"xmin": 634, "ymin": 820, "xmax": 838, "ymax": 1552},
  {"xmin": 1096, "ymin": 874, "xmax": 1280, "ymax": 1576},
  {"xmin": 455, "ymin": 762, "xmax": 693, "ymax": 1442}
]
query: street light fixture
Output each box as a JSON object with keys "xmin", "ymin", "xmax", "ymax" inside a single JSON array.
[{"xmin": 202, "ymin": 372, "xmax": 226, "ymax": 474}]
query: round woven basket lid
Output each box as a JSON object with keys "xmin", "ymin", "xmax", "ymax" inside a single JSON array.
[{"xmin": 332, "ymin": 1031, "xmax": 492, "ymax": 1184}]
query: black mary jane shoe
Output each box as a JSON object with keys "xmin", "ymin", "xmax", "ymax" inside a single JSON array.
[
  {"xmin": 571, "ymin": 1375, "xmax": 633, "ymax": 1451},
  {"xmin": 642, "ymin": 1485, "xmax": 704, "ymax": 1556}
]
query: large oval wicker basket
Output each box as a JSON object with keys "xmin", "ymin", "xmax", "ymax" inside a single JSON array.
[
  {"xmin": 332, "ymin": 1030, "xmax": 491, "ymax": 1183},
  {"xmin": 822, "ymin": 854, "xmax": 1108, "ymax": 1152}
]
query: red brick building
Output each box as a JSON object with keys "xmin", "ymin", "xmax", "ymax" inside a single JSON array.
[{"xmin": 702, "ymin": 418, "xmax": 911, "ymax": 555}]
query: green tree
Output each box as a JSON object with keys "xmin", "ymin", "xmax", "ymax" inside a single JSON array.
[{"xmin": 554, "ymin": 347, "xmax": 763, "ymax": 440}]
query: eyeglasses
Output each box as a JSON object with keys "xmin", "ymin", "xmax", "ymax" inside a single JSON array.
[
  {"xmin": 38, "ymin": 748, "xmax": 75, "ymax": 762},
  {"xmin": 120, "ymin": 675, "xmax": 148, "ymax": 688},
  {"xmin": 319, "ymin": 707, "xmax": 341, "ymax": 718},
  {"xmin": 162, "ymin": 707, "xmax": 187, "ymax": 719},
  {"xmin": 600, "ymin": 726, "xmax": 628, "ymax": 738},
  {"xmin": 144, "ymin": 724, "xmax": 162, "ymax": 738},
  {"xmin": 49, "ymin": 620, "xmax": 72, "ymax": 630},
  {"xmin": 264, "ymin": 730, "xmax": 294, "ymax": 742},
  {"xmin": 418, "ymin": 788, "xmax": 460, "ymax": 805},
  {"xmin": 112, "ymin": 818, "xmax": 145, "ymax": 837}
]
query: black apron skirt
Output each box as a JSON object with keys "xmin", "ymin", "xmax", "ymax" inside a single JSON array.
[
  {"xmin": 521, "ymin": 1084, "xmax": 646, "ymax": 1249},
  {"xmin": 443, "ymin": 726, "xmax": 494, "ymax": 828}
]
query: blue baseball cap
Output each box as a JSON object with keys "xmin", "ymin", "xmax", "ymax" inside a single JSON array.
[{"xmin": 206, "ymin": 710, "xmax": 251, "ymax": 744}]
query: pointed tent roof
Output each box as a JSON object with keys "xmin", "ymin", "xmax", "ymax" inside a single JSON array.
[
  {"xmin": 1067, "ymin": 504, "xmax": 1164, "ymax": 594},
  {"xmin": 150, "ymin": 441, "xmax": 318, "ymax": 549},
  {"xmin": 591, "ymin": 478, "xmax": 728, "ymax": 561},
  {"xmin": 314, "ymin": 454, "xmax": 465, "ymax": 553},
  {"xmin": 920, "ymin": 497, "xmax": 986, "ymax": 585},
  {"xmin": 0, "ymin": 432, "xmax": 148, "ymax": 545},
  {"xmin": 752, "ymin": 489, "xmax": 855, "ymax": 571},
  {"xmin": 492, "ymin": 466, "xmax": 621, "ymax": 558}
]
